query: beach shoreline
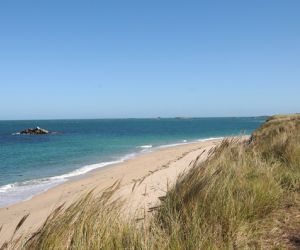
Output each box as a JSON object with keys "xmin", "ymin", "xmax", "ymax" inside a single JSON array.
[
  {"xmin": 0, "ymin": 137, "xmax": 240, "ymax": 244},
  {"xmin": 0, "ymin": 136, "xmax": 226, "ymax": 208}
]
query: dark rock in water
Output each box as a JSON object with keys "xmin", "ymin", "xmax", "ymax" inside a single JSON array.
[{"xmin": 19, "ymin": 126, "xmax": 50, "ymax": 135}]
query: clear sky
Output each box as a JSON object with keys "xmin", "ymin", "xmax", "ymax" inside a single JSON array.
[{"xmin": 0, "ymin": 1, "xmax": 299, "ymax": 119}]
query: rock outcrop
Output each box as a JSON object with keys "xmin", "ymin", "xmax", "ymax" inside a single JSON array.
[{"xmin": 19, "ymin": 126, "xmax": 50, "ymax": 135}]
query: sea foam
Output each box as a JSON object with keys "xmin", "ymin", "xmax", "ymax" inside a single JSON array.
[{"xmin": 139, "ymin": 145, "xmax": 153, "ymax": 149}]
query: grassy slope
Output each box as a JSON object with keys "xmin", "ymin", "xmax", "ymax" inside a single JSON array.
[{"xmin": 2, "ymin": 114, "xmax": 300, "ymax": 250}]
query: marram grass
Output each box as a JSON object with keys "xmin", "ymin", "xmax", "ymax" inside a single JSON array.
[{"xmin": 2, "ymin": 114, "xmax": 300, "ymax": 249}]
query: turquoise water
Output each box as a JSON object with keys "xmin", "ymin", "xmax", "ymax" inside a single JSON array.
[{"xmin": 0, "ymin": 117, "xmax": 265, "ymax": 207}]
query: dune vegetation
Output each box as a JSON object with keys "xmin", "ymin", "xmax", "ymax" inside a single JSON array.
[{"xmin": 2, "ymin": 114, "xmax": 300, "ymax": 249}]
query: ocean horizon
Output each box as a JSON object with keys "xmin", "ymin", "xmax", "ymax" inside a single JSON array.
[{"xmin": 0, "ymin": 117, "xmax": 265, "ymax": 207}]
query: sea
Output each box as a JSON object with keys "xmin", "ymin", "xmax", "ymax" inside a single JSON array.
[{"xmin": 0, "ymin": 117, "xmax": 266, "ymax": 207}]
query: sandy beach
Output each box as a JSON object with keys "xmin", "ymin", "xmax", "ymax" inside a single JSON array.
[{"xmin": 0, "ymin": 138, "xmax": 222, "ymax": 244}]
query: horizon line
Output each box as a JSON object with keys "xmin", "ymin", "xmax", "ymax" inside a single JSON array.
[{"xmin": 0, "ymin": 115, "xmax": 271, "ymax": 122}]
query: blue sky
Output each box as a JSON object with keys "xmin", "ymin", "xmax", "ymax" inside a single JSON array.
[{"xmin": 0, "ymin": 1, "xmax": 299, "ymax": 119}]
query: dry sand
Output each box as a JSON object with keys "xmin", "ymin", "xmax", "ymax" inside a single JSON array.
[{"xmin": 0, "ymin": 138, "xmax": 223, "ymax": 244}]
